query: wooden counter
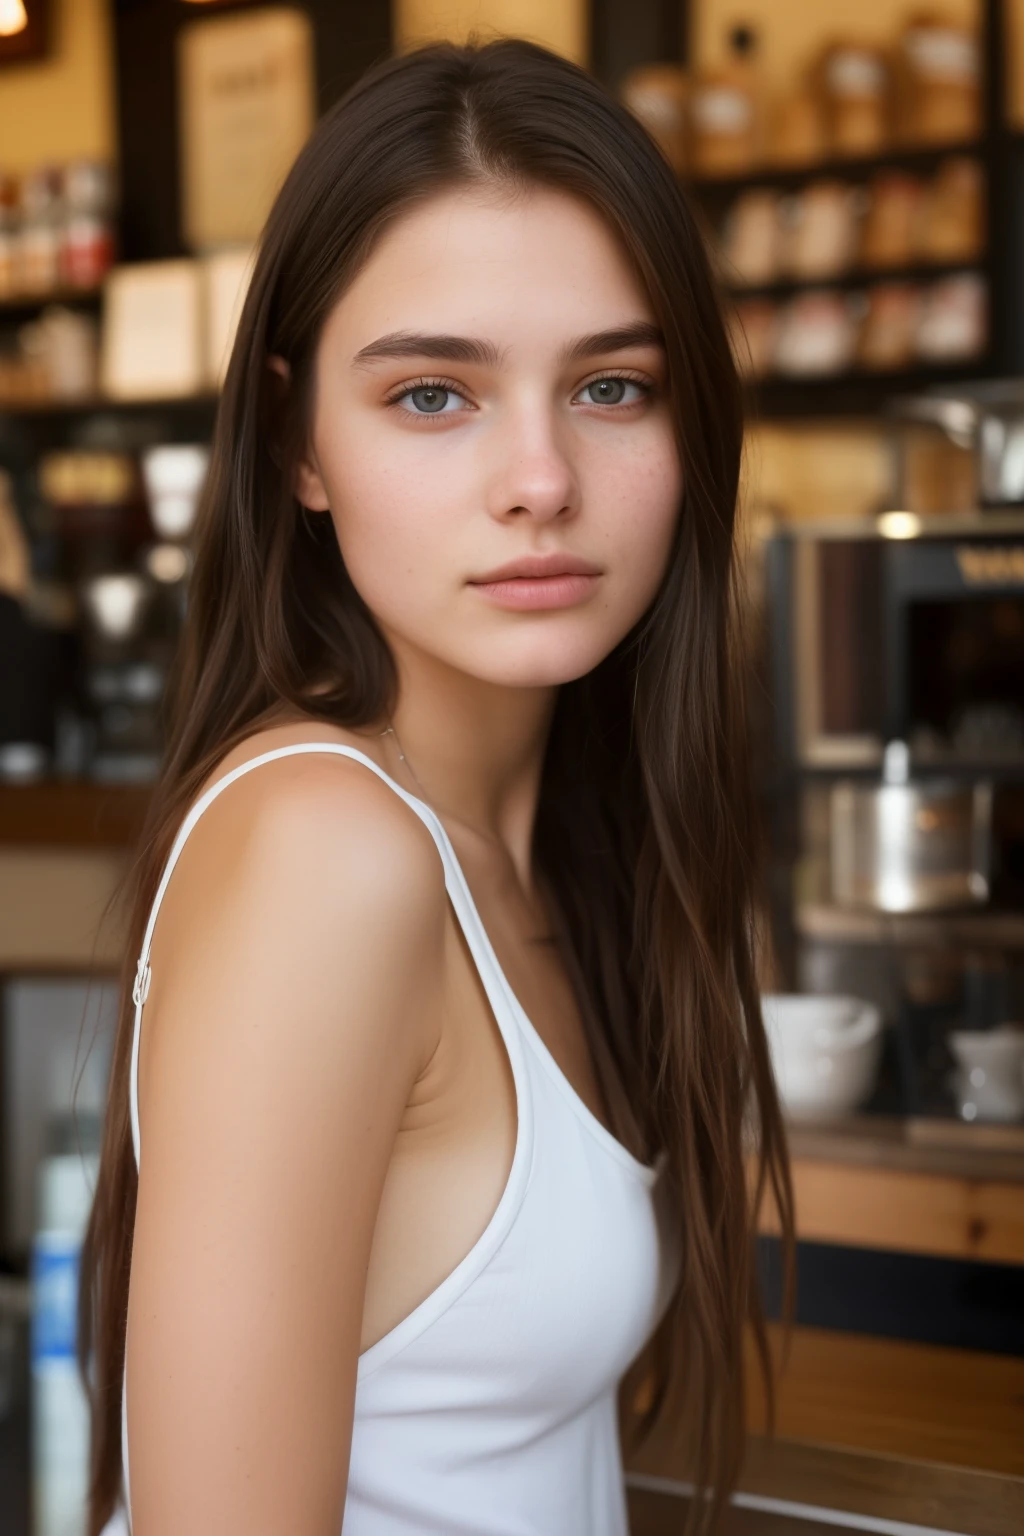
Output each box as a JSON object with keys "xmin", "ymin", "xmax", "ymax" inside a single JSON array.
[
  {"xmin": 747, "ymin": 1324, "xmax": 1024, "ymax": 1477},
  {"xmin": 761, "ymin": 1115, "xmax": 1024, "ymax": 1263},
  {"xmin": 737, "ymin": 1116, "xmax": 1024, "ymax": 1514},
  {"xmin": 627, "ymin": 1436, "xmax": 1024, "ymax": 1536},
  {"xmin": 0, "ymin": 781, "xmax": 141, "ymax": 969},
  {"xmin": 0, "ymin": 779, "xmax": 150, "ymax": 847},
  {"xmin": 626, "ymin": 1316, "xmax": 1024, "ymax": 1490},
  {"xmin": 0, "ymin": 847, "xmax": 128, "ymax": 970}
]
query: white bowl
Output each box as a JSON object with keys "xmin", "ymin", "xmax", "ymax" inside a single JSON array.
[{"xmin": 761, "ymin": 994, "xmax": 883, "ymax": 1119}]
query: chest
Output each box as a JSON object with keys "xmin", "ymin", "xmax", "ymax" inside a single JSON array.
[
  {"xmin": 364, "ymin": 1008, "xmax": 672, "ymax": 1419},
  {"xmin": 360, "ymin": 887, "xmax": 655, "ymax": 1359}
]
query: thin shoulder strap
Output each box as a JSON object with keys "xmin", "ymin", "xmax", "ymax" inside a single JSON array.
[{"xmin": 128, "ymin": 742, "xmax": 527, "ymax": 1167}]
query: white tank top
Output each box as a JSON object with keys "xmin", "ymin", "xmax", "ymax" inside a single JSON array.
[{"xmin": 113, "ymin": 743, "xmax": 679, "ymax": 1536}]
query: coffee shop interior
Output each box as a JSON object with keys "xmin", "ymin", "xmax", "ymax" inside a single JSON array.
[{"xmin": 1, "ymin": 0, "xmax": 1024, "ymax": 1532}]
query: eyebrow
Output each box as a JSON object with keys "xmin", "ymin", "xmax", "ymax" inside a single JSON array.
[{"xmin": 351, "ymin": 321, "xmax": 664, "ymax": 370}]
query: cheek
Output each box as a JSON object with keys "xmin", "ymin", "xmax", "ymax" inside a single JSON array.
[
  {"xmin": 318, "ymin": 430, "xmax": 453, "ymax": 615},
  {"xmin": 591, "ymin": 436, "xmax": 682, "ymax": 605}
]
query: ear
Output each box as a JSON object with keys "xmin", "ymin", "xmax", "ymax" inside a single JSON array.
[
  {"xmin": 266, "ymin": 354, "xmax": 331, "ymax": 512},
  {"xmin": 294, "ymin": 451, "xmax": 331, "ymax": 513}
]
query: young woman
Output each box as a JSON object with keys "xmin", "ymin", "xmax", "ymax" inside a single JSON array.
[{"xmin": 82, "ymin": 37, "xmax": 792, "ymax": 1536}]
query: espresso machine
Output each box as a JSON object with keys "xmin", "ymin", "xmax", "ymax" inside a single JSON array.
[
  {"xmin": 763, "ymin": 437, "xmax": 1024, "ymax": 1121},
  {"xmin": 40, "ymin": 444, "xmax": 207, "ymax": 783}
]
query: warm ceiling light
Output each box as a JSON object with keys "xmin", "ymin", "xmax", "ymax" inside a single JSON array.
[
  {"xmin": 0, "ymin": 0, "xmax": 28, "ymax": 39},
  {"xmin": 877, "ymin": 510, "xmax": 923, "ymax": 540}
]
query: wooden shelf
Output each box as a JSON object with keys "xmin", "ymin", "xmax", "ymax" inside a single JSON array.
[
  {"xmin": 0, "ymin": 778, "xmax": 151, "ymax": 847},
  {"xmin": 771, "ymin": 1152, "xmax": 1024, "ymax": 1263},
  {"xmin": 727, "ymin": 260, "xmax": 984, "ymax": 302},
  {"xmin": 786, "ymin": 1112, "xmax": 1024, "ymax": 1181},
  {"xmin": 750, "ymin": 361, "xmax": 993, "ymax": 420},
  {"xmin": 687, "ymin": 141, "xmax": 986, "ymax": 198},
  {"xmin": 794, "ymin": 902, "xmax": 1024, "ymax": 948},
  {"xmin": 0, "ymin": 285, "xmax": 104, "ymax": 321},
  {"xmin": 780, "ymin": 510, "xmax": 1024, "ymax": 539},
  {"xmin": 781, "ymin": 1111, "xmax": 1024, "ymax": 1178},
  {"xmin": 796, "ymin": 756, "xmax": 1024, "ymax": 781},
  {"xmin": 0, "ymin": 390, "xmax": 219, "ymax": 417}
]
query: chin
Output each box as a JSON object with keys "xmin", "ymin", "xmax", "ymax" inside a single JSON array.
[{"xmin": 459, "ymin": 627, "xmax": 626, "ymax": 689}]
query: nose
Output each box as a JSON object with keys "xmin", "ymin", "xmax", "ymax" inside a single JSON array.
[{"xmin": 485, "ymin": 402, "xmax": 580, "ymax": 525}]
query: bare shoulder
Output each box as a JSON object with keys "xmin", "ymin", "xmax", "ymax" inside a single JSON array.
[
  {"xmin": 143, "ymin": 718, "xmax": 447, "ymax": 1079},
  {"xmin": 200, "ymin": 719, "xmax": 440, "ymax": 880},
  {"xmin": 174, "ymin": 719, "xmax": 444, "ymax": 924}
]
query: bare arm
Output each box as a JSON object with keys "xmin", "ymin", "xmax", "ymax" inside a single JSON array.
[{"xmin": 125, "ymin": 758, "xmax": 444, "ymax": 1535}]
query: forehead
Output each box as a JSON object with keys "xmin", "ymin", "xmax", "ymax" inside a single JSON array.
[{"xmin": 325, "ymin": 183, "xmax": 655, "ymax": 352}]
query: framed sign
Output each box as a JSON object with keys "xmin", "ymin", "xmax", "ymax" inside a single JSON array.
[
  {"xmin": 178, "ymin": 6, "xmax": 315, "ymax": 250},
  {"xmin": 100, "ymin": 261, "xmax": 204, "ymax": 400}
]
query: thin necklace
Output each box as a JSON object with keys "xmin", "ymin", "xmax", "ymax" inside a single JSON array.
[
  {"xmin": 382, "ymin": 724, "xmax": 554, "ymax": 942},
  {"xmin": 379, "ymin": 721, "xmax": 429, "ymax": 799},
  {"xmin": 379, "ymin": 721, "xmax": 494, "ymax": 850},
  {"xmin": 379, "ymin": 722, "xmax": 510, "ymax": 862}
]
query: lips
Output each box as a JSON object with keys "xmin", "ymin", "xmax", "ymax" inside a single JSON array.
[
  {"xmin": 467, "ymin": 553, "xmax": 603, "ymax": 612},
  {"xmin": 468, "ymin": 553, "xmax": 602, "ymax": 584}
]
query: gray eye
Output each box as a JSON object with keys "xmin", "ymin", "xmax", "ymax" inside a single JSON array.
[
  {"xmin": 409, "ymin": 385, "xmax": 449, "ymax": 413},
  {"xmin": 582, "ymin": 377, "xmax": 646, "ymax": 406}
]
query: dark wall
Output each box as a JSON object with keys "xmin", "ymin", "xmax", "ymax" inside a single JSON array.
[
  {"xmin": 589, "ymin": 0, "xmax": 688, "ymax": 93},
  {"xmin": 113, "ymin": 0, "xmax": 392, "ymax": 261}
]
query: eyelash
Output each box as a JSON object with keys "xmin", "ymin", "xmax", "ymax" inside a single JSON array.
[{"xmin": 383, "ymin": 371, "xmax": 654, "ymax": 417}]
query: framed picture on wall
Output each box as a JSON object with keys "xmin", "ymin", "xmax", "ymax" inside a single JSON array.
[{"xmin": 0, "ymin": 0, "xmax": 50, "ymax": 67}]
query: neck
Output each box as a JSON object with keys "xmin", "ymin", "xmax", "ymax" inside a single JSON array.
[{"xmin": 383, "ymin": 638, "xmax": 557, "ymax": 885}]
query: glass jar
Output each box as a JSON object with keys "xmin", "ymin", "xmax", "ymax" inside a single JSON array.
[{"xmin": 60, "ymin": 160, "xmax": 115, "ymax": 290}]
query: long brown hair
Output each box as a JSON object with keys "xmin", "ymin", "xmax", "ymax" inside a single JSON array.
[{"xmin": 80, "ymin": 37, "xmax": 792, "ymax": 1534}]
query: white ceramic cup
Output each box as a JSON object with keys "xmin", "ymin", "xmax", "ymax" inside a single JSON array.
[
  {"xmin": 948, "ymin": 1026, "xmax": 1024, "ymax": 1123},
  {"xmin": 141, "ymin": 444, "xmax": 209, "ymax": 540},
  {"xmin": 81, "ymin": 572, "xmax": 148, "ymax": 641}
]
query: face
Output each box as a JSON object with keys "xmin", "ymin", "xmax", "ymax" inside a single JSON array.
[{"xmin": 294, "ymin": 183, "xmax": 682, "ymax": 690}]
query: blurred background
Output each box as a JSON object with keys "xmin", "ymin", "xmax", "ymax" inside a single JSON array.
[{"xmin": 0, "ymin": 2, "xmax": 1023, "ymax": 1533}]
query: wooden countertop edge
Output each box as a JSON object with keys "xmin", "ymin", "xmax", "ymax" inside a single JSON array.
[
  {"xmin": 783, "ymin": 1114, "xmax": 1024, "ymax": 1185},
  {"xmin": 746, "ymin": 1115, "xmax": 1024, "ymax": 1263},
  {"xmin": 741, "ymin": 1437, "xmax": 1024, "ymax": 1535},
  {"xmin": 759, "ymin": 1155, "xmax": 1024, "ymax": 1262},
  {"xmin": 626, "ymin": 1436, "xmax": 1024, "ymax": 1536},
  {"xmin": 0, "ymin": 779, "xmax": 151, "ymax": 848}
]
